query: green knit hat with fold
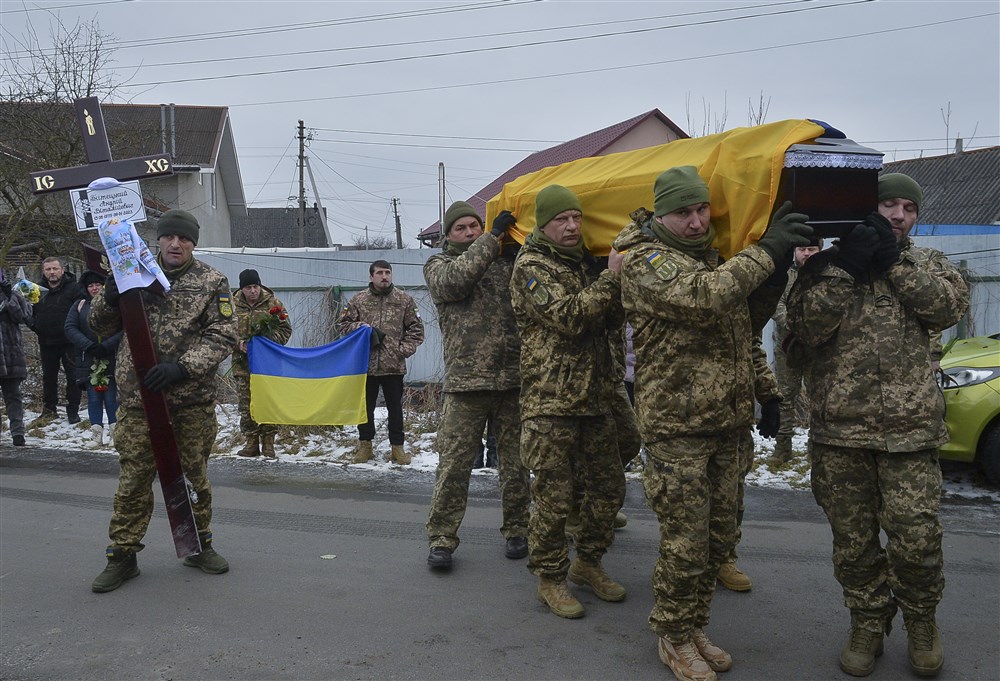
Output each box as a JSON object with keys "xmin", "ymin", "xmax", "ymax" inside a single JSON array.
[
  {"xmin": 443, "ymin": 201, "xmax": 482, "ymax": 236},
  {"xmin": 653, "ymin": 165, "xmax": 710, "ymax": 216},
  {"xmin": 156, "ymin": 209, "xmax": 200, "ymax": 245},
  {"xmin": 878, "ymin": 173, "xmax": 922, "ymax": 213},
  {"xmin": 535, "ymin": 185, "xmax": 582, "ymax": 228}
]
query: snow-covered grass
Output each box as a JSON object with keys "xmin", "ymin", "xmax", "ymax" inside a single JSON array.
[{"xmin": 11, "ymin": 405, "xmax": 998, "ymax": 502}]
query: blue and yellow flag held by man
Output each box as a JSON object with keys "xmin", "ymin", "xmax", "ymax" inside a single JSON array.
[{"xmin": 249, "ymin": 327, "xmax": 372, "ymax": 426}]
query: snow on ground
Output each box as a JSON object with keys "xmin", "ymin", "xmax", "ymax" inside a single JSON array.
[{"xmin": 11, "ymin": 405, "xmax": 999, "ymax": 502}]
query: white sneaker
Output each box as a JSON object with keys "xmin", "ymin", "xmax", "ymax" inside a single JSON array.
[
  {"xmin": 107, "ymin": 423, "xmax": 115, "ymax": 447},
  {"xmin": 90, "ymin": 424, "xmax": 105, "ymax": 446}
]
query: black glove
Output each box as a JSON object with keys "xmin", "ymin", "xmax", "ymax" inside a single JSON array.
[
  {"xmin": 0, "ymin": 279, "xmax": 11, "ymax": 297},
  {"xmin": 757, "ymin": 399, "xmax": 781, "ymax": 439},
  {"xmin": 143, "ymin": 362, "xmax": 188, "ymax": 392},
  {"xmin": 369, "ymin": 327, "xmax": 385, "ymax": 350},
  {"xmin": 866, "ymin": 211, "xmax": 900, "ymax": 274},
  {"xmin": 103, "ymin": 275, "xmax": 121, "ymax": 307},
  {"xmin": 757, "ymin": 201, "xmax": 813, "ymax": 267},
  {"xmin": 499, "ymin": 241, "xmax": 521, "ymax": 260},
  {"xmin": 490, "ymin": 210, "xmax": 517, "ymax": 238},
  {"xmin": 833, "ymin": 223, "xmax": 880, "ymax": 281},
  {"xmin": 91, "ymin": 344, "xmax": 108, "ymax": 359}
]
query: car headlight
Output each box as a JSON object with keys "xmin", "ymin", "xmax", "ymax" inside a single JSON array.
[{"xmin": 939, "ymin": 366, "xmax": 1000, "ymax": 389}]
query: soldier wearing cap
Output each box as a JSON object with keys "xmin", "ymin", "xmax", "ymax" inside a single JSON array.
[
  {"xmin": 614, "ymin": 166, "xmax": 813, "ymax": 681},
  {"xmin": 423, "ymin": 201, "xmax": 531, "ymax": 570},
  {"xmin": 89, "ymin": 209, "xmax": 238, "ymax": 593},
  {"xmin": 510, "ymin": 185, "xmax": 627, "ymax": 620},
  {"xmin": 232, "ymin": 268, "xmax": 292, "ymax": 458},
  {"xmin": 787, "ymin": 173, "xmax": 969, "ymax": 678}
]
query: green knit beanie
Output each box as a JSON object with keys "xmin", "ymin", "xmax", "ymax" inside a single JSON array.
[
  {"xmin": 156, "ymin": 209, "xmax": 200, "ymax": 245},
  {"xmin": 653, "ymin": 166, "xmax": 710, "ymax": 216},
  {"xmin": 878, "ymin": 173, "xmax": 922, "ymax": 213},
  {"xmin": 443, "ymin": 200, "xmax": 482, "ymax": 236},
  {"xmin": 535, "ymin": 185, "xmax": 582, "ymax": 228}
]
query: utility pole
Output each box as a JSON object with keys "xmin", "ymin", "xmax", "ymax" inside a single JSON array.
[
  {"xmin": 392, "ymin": 197, "xmax": 403, "ymax": 249},
  {"xmin": 298, "ymin": 120, "xmax": 306, "ymax": 247}
]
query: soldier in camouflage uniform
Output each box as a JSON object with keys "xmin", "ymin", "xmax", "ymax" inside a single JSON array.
[
  {"xmin": 423, "ymin": 201, "xmax": 532, "ymax": 570},
  {"xmin": 510, "ymin": 185, "xmax": 627, "ymax": 620},
  {"xmin": 769, "ymin": 240, "xmax": 821, "ymax": 463},
  {"xmin": 786, "ymin": 174, "xmax": 969, "ymax": 678},
  {"xmin": 717, "ymin": 337, "xmax": 781, "ymax": 593},
  {"xmin": 613, "ymin": 166, "xmax": 813, "ymax": 681},
  {"xmin": 339, "ymin": 260, "xmax": 424, "ymax": 465},
  {"xmin": 89, "ymin": 209, "xmax": 238, "ymax": 593},
  {"xmin": 232, "ymin": 269, "xmax": 292, "ymax": 458}
]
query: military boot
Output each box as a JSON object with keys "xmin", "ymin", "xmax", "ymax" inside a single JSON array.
[
  {"xmin": 352, "ymin": 440, "xmax": 374, "ymax": 463},
  {"xmin": 390, "ymin": 444, "xmax": 411, "ymax": 465},
  {"xmin": 238, "ymin": 434, "xmax": 260, "ymax": 457},
  {"xmin": 613, "ymin": 510, "xmax": 628, "ymax": 529},
  {"xmin": 536, "ymin": 577, "xmax": 584, "ymax": 619},
  {"xmin": 906, "ymin": 617, "xmax": 943, "ymax": 677},
  {"xmin": 91, "ymin": 546, "xmax": 140, "ymax": 593},
  {"xmin": 261, "ymin": 433, "xmax": 276, "ymax": 458},
  {"xmin": 769, "ymin": 435, "xmax": 794, "ymax": 466},
  {"xmin": 183, "ymin": 534, "xmax": 230, "ymax": 574},
  {"xmin": 658, "ymin": 636, "xmax": 717, "ymax": 681},
  {"xmin": 717, "ymin": 561, "xmax": 752, "ymax": 592},
  {"xmin": 839, "ymin": 625, "xmax": 884, "ymax": 677},
  {"xmin": 568, "ymin": 558, "xmax": 626, "ymax": 602},
  {"xmin": 692, "ymin": 628, "xmax": 732, "ymax": 672}
]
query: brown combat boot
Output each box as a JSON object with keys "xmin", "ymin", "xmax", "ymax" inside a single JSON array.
[
  {"xmin": 261, "ymin": 433, "xmax": 276, "ymax": 458},
  {"xmin": 768, "ymin": 436, "xmax": 793, "ymax": 465},
  {"xmin": 568, "ymin": 557, "xmax": 626, "ymax": 602},
  {"xmin": 536, "ymin": 577, "xmax": 584, "ymax": 619},
  {"xmin": 658, "ymin": 636, "xmax": 717, "ymax": 681},
  {"xmin": 352, "ymin": 440, "xmax": 373, "ymax": 463},
  {"xmin": 839, "ymin": 625, "xmax": 884, "ymax": 677},
  {"xmin": 237, "ymin": 434, "xmax": 259, "ymax": 457},
  {"xmin": 390, "ymin": 444, "xmax": 411, "ymax": 465},
  {"xmin": 906, "ymin": 617, "xmax": 943, "ymax": 677},
  {"xmin": 692, "ymin": 628, "xmax": 732, "ymax": 672},
  {"xmin": 717, "ymin": 561, "xmax": 752, "ymax": 592}
]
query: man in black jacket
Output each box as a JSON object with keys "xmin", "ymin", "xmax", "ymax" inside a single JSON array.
[{"xmin": 29, "ymin": 257, "xmax": 81, "ymax": 425}]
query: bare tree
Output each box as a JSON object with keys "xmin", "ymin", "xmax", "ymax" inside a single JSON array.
[
  {"xmin": 352, "ymin": 235, "xmax": 401, "ymax": 250},
  {"xmin": 0, "ymin": 16, "xmax": 130, "ymax": 264},
  {"xmin": 747, "ymin": 92, "xmax": 771, "ymax": 127},
  {"xmin": 684, "ymin": 91, "xmax": 731, "ymax": 137}
]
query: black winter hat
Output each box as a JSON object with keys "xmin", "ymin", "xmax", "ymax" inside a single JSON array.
[
  {"xmin": 79, "ymin": 270, "xmax": 107, "ymax": 288},
  {"xmin": 239, "ymin": 269, "xmax": 261, "ymax": 289}
]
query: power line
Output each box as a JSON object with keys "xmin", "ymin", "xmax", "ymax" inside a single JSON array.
[
  {"xmin": 229, "ymin": 12, "xmax": 995, "ymax": 108},
  {"xmin": 0, "ymin": 0, "xmax": 131, "ymax": 15},
  {"xmin": 128, "ymin": 1, "xmax": 871, "ymax": 87},
  {"xmin": 311, "ymin": 138, "xmax": 539, "ymax": 153},
  {"xmin": 312, "ymin": 128, "xmax": 561, "ymax": 144},
  {"xmin": 310, "ymin": 151, "xmax": 390, "ymax": 202}
]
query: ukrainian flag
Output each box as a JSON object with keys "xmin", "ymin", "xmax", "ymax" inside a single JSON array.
[{"xmin": 248, "ymin": 327, "xmax": 371, "ymax": 426}]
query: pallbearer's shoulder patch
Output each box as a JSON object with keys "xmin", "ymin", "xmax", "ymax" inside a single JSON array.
[
  {"xmin": 645, "ymin": 251, "xmax": 679, "ymax": 282},
  {"xmin": 526, "ymin": 276, "xmax": 550, "ymax": 305},
  {"xmin": 218, "ymin": 293, "xmax": 233, "ymax": 317}
]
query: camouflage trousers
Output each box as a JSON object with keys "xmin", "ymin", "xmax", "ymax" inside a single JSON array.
[
  {"xmin": 521, "ymin": 413, "xmax": 624, "ymax": 580},
  {"xmin": 727, "ymin": 428, "xmax": 756, "ymax": 563},
  {"xmin": 233, "ymin": 363, "xmax": 276, "ymax": 436},
  {"xmin": 108, "ymin": 404, "xmax": 218, "ymax": 551},
  {"xmin": 811, "ymin": 442, "xmax": 944, "ymax": 629},
  {"xmin": 426, "ymin": 389, "xmax": 531, "ymax": 551},
  {"xmin": 643, "ymin": 431, "xmax": 740, "ymax": 641},
  {"xmin": 775, "ymin": 349, "xmax": 806, "ymax": 438}
]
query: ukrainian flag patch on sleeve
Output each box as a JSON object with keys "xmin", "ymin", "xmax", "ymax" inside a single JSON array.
[
  {"xmin": 218, "ymin": 293, "xmax": 233, "ymax": 317},
  {"xmin": 646, "ymin": 251, "xmax": 679, "ymax": 281},
  {"xmin": 526, "ymin": 276, "xmax": 550, "ymax": 305}
]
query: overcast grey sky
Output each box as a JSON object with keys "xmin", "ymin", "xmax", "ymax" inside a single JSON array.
[{"xmin": 3, "ymin": 0, "xmax": 998, "ymax": 247}]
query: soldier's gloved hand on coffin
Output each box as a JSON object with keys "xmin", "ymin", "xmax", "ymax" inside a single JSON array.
[
  {"xmin": 490, "ymin": 210, "xmax": 517, "ymax": 238},
  {"xmin": 103, "ymin": 275, "xmax": 121, "ymax": 307},
  {"xmin": 143, "ymin": 362, "xmax": 189, "ymax": 392},
  {"xmin": 833, "ymin": 223, "xmax": 880, "ymax": 281},
  {"xmin": 757, "ymin": 201, "xmax": 813, "ymax": 269},
  {"xmin": 866, "ymin": 211, "xmax": 901, "ymax": 273},
  {"xmin": 756, "ymin": 398, "xmax": 781, "ymax": 439}
]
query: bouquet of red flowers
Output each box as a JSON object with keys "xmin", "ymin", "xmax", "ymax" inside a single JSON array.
[
  {"xmin": 90, "ymin": 358, "xmax": 110, "ymax": 392},
  {"xmin": 250, "ymin": 305, "xmax": 288, "ymax": 340}
]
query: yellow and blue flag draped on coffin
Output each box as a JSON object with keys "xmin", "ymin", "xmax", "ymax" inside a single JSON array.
[
  {"xmin": 249, "ymin": 327, "xmax": 371, "ymax": 426},
  {"xmin": 486, "ymin": 118, "xmax": 827, "ymax": 260}
]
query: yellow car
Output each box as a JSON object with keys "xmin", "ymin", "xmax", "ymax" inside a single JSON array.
[{"xmin": 938, "ymin": 334, "xmax": 1000, "ymax": 483}]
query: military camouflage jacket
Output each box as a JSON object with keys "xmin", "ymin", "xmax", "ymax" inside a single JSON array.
[
  {"xmin": 424, "ymin": 234, "xmax": 521, "ymax": 392},
  {"xmin": 231, "ymin": 285, "xmax": 292, "ymax": 375},
  {"xmin": 786, "ymin": 239, "xmax": 969, "ymax": 452},
  {"xmin": 613, "ymin": 218, "xmax": 784, "ymax": 442},
  {"xmin": 752, "ymin": 336, "xmax": 781, "ymax": 404},
  {"xmin": 90, "ymin": 258, "xmax": 238, "ymax": 411},
  {"xmin": 771, "ymin": 268, "xmax": 798, "ymax": 354},
  {"xmin": 339, "ymin": 285, "xmax": 424, "ymax": 376},
  {"xmin": 510, "ymin": 240, "xmax": 624, "ymax": 419}
]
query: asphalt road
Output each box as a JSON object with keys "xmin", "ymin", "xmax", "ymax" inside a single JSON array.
[{"xmin": 1, "ymin": 446, "xmax": 998, "ymax": 681}]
